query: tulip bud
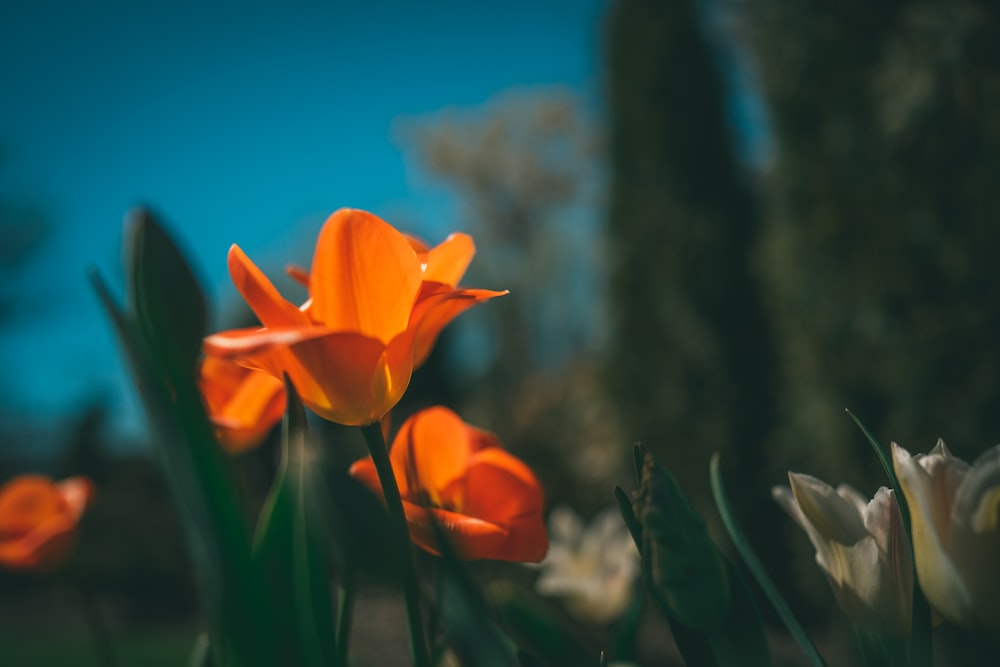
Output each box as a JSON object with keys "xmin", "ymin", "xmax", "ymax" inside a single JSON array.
[
  {"xmin": 892, "ymin": 440, "xmax": 1000, "ymax": 632},
  {"xmin": 633, "ymin": 451, "xmax": 730, "ymax": 632},
  {"xmin": 0, "ymin": 475, "xmax": 94, "ymax": 572},
  {"xmin": 773, "ymin": 473, "xmax": 912, "ymax": 635}
]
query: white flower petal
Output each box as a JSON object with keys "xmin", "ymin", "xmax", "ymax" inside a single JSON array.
[
  {"xmin": 893, "ymin": 441, "xmax": 974, "ymax": 627},
  {"xmin": 789, "ymin": 473, "xmax": 868, "ymax": 545}
]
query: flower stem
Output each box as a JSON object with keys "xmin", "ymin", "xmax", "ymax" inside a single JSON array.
[
  {"xmin": 335, "ymin": 581, "xmax": 354, "ymax": 667},
  {"xmin": 74, "ymin": 583, "xmax": 117, "ymax": 667},
  {"xmin": 360, "ymin": 422, "xmax": 430, "ymax": 667}
]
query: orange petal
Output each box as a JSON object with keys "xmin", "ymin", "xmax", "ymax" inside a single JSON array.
[
  {"xmin": 347, "ymin": 459, "xmax": 510, "ymax": 559},
  {"xmin": 203, "ymin": 325, "xmax": 338, "ymax": 357},
  {"xmin": 404, "ymin": 234, "xmax": 430, "ymax": 254},
  {"xmin": 0, "ymin": 475, "xmax": 93, "ymax": 571},
  {"xmin": 228, "ymin": 245, "xmax": 310, "ymax": 328},
  {"xmin": 400, "ymin": 502, "xmax": 509, "ymax": 559},
  {"xmin": 407, "ymin": 286, "xmax": 508, "ymax": 368},
  {"xmin": 422, "ymin": 233, "xmax": 475, "ymax": 287},
  {"xmin": 309, "ymin": 209, "xmax": 423, "ymax": 342},
  {"xmin": 462, "ymin": 448, "xmax": 545, "ymax": 524},
  {"xmin": 460, "ymin": 448, "xmax": 548, "ymax": 562},
  {"xmin": 0, "ymin": 515, "xmax": 78, "ymax": 571},
  {"xmin": 390, "ymin": 407, "xmax": 472, "ymax": 505},
  {"xmin": 199, "ymin": 357, "xmax": 286, "ymax": 453},
  {"xmin": 348, "ymin": 457, "xmax": 380, "ymax": 494},
  {"xmin": 285, "ymin": 264, "xmax": 311, "ymax": 288},
  {"xmin": 0, "ymin": 476, "xmax": 64, "ymax": 540},
  {"xmin": 250, "ymin": 331, "xmax": 411, "ymax": 426}
]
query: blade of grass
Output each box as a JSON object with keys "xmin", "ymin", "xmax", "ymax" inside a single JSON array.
[
  {"xmin": 710, "ymin": 453, "xmax": 827, "ymax": 667},
  {"xmin": 845, "ymin": 409, "xmax": 932, "ymax": 667},
  {"xmin": 253, "ymin": 377, "xmax": 336, "ymax": 667},
  {"xmin": 844, "ymin": 411, "xmax": 905, "ymax": 523}
]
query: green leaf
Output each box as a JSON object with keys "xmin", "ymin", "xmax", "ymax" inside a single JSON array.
[
  {"xmin": 625, "ymin": 448, "xmax": 769, "ymax": 667},
  {"xmin": 430, "ymin": 522, "xmax": 516, "ymax": 667},
  {"xmin": 705, "ymin": 557, "xmax": 772, "ymax": 667},
  {"xmin": 614, "ymin": 485, "xmax": 643, "ymax": 549},
  {"xmin": 187, "ymin": 633, "xmax": 213, "ymax": 667},
  {"xmin": 125, "ymin": 207, "xmax": 206, "ymax": 374},
  {"xmin": 632, "ymin": 443, "xmax": 646, "ymax": 485},
  {"xmin": 490, "ymin": 582, "xmax": 599, "ymax": 667},
  {"xmin": 710, "ymin": 453, "xmax": 824, "ymax": 667},
  {"xmin": 92, "ymin": 210, "xmax": 278, "ymax": 667},
  {"xmin": 325, "ymin": 468, "xmax": 397, "ymax": 584},
  {"xmin": 253, "ymin": 377, "xmax": 336, "ymax": 667}
]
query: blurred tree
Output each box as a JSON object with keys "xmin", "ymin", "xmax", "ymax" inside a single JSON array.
[
  {"xmin": 604, "ymin": 0, "xmax": 778, "ymax": 539},
  {"xmin": 398, "ymin": 89, "xmax": 625, "ymax": 515},
  {"xmin": 748, "ymin": 1, "xmax": 1000, "ymax": 482},
  {"xmin": 399, "ymin": 88, "xmax": 606, "ymax": 372}
]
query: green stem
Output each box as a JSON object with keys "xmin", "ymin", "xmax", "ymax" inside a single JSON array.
[
  {"xmin": 335, "ymin": 582, "xmax": 355, "ymax": 667},
  {"xmin": 360, "ymin": 422, "xmax": 430, "ymax": 667},
  {"xmin": 74, "ymin": 584, "xmax": 118, "ymax": 667}
]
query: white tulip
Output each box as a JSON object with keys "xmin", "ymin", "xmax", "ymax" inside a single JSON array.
[
  {"xmin": 773, "ymin": 473, "xmax": 912, "ymax": 634},
  {"xmin": 534, "ymin": 505, "xmax": 640, "ymax": 624},
  {"xmin": 892, "ymin": 440, "xmax": 1000, "ymax": 632}
]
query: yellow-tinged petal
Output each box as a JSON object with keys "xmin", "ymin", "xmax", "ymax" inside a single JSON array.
[
  {"xmin": 251, "ymin": 332, "xmax": 410, "ymax": 426},
  {"xmin": 971, "ymin": 486, "xmax": 1000, "ymax": 534},
  {"xmin": 206, "ymin": 209, "xmax": 502, "ymax": 427},
  {"xmin": 309, "ymin": 209, "xmax": 423, "ymax": 341},
  {"xmin": 892, "ymin": 442, "xmax": 974, "ymax": 626}
]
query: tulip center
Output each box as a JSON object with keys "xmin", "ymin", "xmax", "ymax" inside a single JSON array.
[{"xmin": 410, "ymin": 488, "xmax": 461, "ymax": 514}]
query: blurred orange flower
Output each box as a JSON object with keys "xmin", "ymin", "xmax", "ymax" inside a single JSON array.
[
  {"xmin": 204, "ymin": 209, "xmax": 505, "ymax": 426},
  {"xmin": 350, "ymin": 406, "xmax": 548, "ymax": 562},
  {"xmin": 0, "ymin": 475, "xmax": 94, "ymax": 572},
  {"xmin": 198, "ymin": 356, "xmax": 286, "ymax": 453}
]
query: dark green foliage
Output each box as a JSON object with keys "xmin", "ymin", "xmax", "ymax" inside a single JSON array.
[
  {"xmin": 620, "ymin": 446, "xmax": 771, "ymax": 667},
  {"xmin": 252, "ymin": 378, "xmax": 336, "ymax": 667},
  {"xmin": 750, "ymin": 1, "xmax": 1000, "ymax": 481},
  {"xmin": 710, "ymin": 454, "xmax": 825, "ymax": 667},
  {"xmin": 606, "ymin": 0, "xmax": 1000, "ymax": 628},
  {"xmin": 92, "ymin": 209, "xmax": 280, "ymax": 667}
]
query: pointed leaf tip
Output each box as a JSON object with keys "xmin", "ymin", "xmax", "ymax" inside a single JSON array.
[{"xmin": 125, "ymin": 207, "xmax": 207, "ymax": 370}]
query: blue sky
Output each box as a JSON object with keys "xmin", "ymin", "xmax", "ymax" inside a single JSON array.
[{"xmin": 0, "ymin": 0, "xmax": 607, "ymax": 437}]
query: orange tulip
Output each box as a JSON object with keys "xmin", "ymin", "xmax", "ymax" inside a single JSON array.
[
  {"xmin": 204, "ymin": 209, "xmax": 505, "ymax": 426},
  {"xmin": 350, "ymin": 406, "xmax": 548, "ymax": 562},
  {"xmin": 0, "ymin": 475, "xmax": 94, "ymax": 572},
  {"xmin": 198, "ymin": 355, "xmax": 286, "ymax": 453}
]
